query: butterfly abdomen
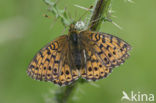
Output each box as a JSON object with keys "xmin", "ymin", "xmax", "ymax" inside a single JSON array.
[{"xmin": 73, "ymin": 51, "xmax": 82, "ymax": 69}]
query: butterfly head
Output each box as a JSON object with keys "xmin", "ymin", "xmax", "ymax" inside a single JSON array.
[{"xmin": 68, "ymin": 21, "xmax": 85, "ymax": 45}]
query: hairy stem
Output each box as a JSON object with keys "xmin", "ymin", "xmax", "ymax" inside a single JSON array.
[{"xmin": 89, "ymin": 0, "xmax": 111, "ymax": 31}]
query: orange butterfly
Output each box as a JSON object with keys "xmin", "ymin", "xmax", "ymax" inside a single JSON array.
[{"xmin": 27, "ymin": 21, "xmax": 131, "ymax": 86}]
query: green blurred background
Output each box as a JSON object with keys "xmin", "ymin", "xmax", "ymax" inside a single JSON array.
[{"xmin": 0, "ymin": 0, "xmax": 156, "ymax": 103}]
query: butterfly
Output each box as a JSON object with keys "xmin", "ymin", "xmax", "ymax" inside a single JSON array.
[{"xmin": 27, "ymin": 21, "xmax": 131, "ymax": 86}]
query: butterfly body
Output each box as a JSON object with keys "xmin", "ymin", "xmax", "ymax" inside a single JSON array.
[
  {"xmin": 68, "ymin": 27, "xmax": 83, "ymax": 70},
  {"xmin": 27, "ymin": 22, "xmax": 131, "ymax": 86}
]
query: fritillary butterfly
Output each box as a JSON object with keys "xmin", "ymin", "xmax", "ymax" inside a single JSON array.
[{"xmin": 27, "ymin": 21, "xmax": 131, "ymax": 86}]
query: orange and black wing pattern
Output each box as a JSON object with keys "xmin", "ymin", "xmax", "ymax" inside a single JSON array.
[
  {"xmin": 27, "ymin": 35, "xmax": 79, "ymax": 86},
  {"xmin": 80, "ymin": 31, "xmax": 131, "ymax": 81},
  {"xmin": 27, "ymin": 29, "xmax": 131, "ymax": 85}
]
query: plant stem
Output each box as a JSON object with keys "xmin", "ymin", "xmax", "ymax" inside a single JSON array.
[
  {"xmin": 54, "ymin": 84, "xmax": 76, "ymax": 103},
  {"xmin": 54, "ymin": 79, "xmax": 86, "ymax": 103},
  {"xmin": 89, "ymin": 0, "xmax": 111, "ymax": 31}
]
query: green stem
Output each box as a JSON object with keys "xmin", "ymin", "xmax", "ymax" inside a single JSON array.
[
  {"xmin": 43, "ymin": 0, "xmax": 72, "ymax": 26},
  {"xmin": 54, "ymin": 84, "xmax": 76, "ymax": 103},
  {"xmin": 89, "ymin": 0, "xmax": 111, "ymax": 31},
  {"xmin": 54, "ymin": 79, "xmax": 86, "ymax": 103}
]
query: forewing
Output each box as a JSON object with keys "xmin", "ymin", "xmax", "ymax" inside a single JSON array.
[
  {"xmin": 27, "ymin": 35, "xmax": 66, "ymax": 81},
  {"xmin": 89, "ymin": 31, "xmax": 131, "ymax": 67}
]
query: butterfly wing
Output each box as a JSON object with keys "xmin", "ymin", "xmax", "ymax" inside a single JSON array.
[
  {"xmin": 27, "ymin": 35, "xmax": 79, "ymax": 86},
  {"xmin": 80, "ymin": 46, "xmax": 111, "ymax": 80},
  {"xmin": 80, "ymin": 31, "xmax": 131, "ymax": 80}
]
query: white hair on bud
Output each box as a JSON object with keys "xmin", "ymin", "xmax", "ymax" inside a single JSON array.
[{"xmin": 75, "ymin": 21, "xmax": 86, "ymax": 31}]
